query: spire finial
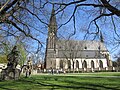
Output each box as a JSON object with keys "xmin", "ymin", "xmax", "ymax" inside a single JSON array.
[
  {"xmin": 100, "ymin": 31, "xmax": 104, "ymax": 43},
  {"xmin": 49, "ymin": 3, "xmax": 57, "ymax": 26},
  {"xmin": 52, "ymin": 4, "xmax": 54, "ymax": 9},
  {"xmin": 51, "ymin": 4, "xmax": 55, "ymax": 15}
]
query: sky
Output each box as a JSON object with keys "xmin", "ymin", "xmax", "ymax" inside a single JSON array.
[
  {"xmin": 49, "ymin": 0, "xmax": 120, "ymax": 61},
  {"xmin": 1, "ymin": 0, "xmax": 120, "ymax": 61},
  {"xmin": 20, "ymin": 0, "xmax": 120, "ymax": 61}
]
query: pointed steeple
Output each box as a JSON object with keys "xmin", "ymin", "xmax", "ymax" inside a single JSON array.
[
  {"xmin": 100, "ymin": 31, "xmax": 104, "ymax": 43},
  {"xmin": 47, "ymin": 5, "xmax": 57, "ymax": 49},
  {"xmin": 49, "ymin": 5, "xmax": 57, "ymax": 26}
]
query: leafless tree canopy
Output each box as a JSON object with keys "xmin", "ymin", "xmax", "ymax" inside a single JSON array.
[{"xmin": 0, "ymin": 0, "xmax": 120, "ymax": 53}]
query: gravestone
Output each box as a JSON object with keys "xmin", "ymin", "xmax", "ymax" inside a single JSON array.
[{"xmin": 1, "ymin": 46, "xmax": 21, "ymax": 80}]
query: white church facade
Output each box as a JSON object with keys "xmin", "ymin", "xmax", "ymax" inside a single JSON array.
[{"xmin": 45, "ymin": 7, "xmax": 112, "ymax": 72}]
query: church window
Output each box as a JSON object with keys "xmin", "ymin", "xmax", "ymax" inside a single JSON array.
[
  {"xmin": 107, "ymin": 59, "xmax": 110, "ymax": 67},
  {"xmin": 49, "ymin": 28, "xmax": 52, "ymax": 32},
  {"xmin": 72, "ymin": 46, "xmax": 75, "ymax": 49},
  {"xmin": 99, "ymin": 60, "xmax": 103, "ymax": 68},
  {"xmin": 60, "ymin": 60, "xmax": 63, "ymax": 69},
  {"xmin": 76, "ymin": 60, "xmax": 79, "ymax": 69},
  {"xmin": 68, "ymin": 60, "xmax": 71, "ymax": 69},
  {"xmin": 59, "ymin": 46, "xmax": 62, "ymax": 49},
  {"xmin": 82, "ymin": 60, "xmax": 87, "ymax": 68},
  {"xmin": 98, "ymin": 46, "xmax": 100, "ymax": 50},
  {"xmin": 85, "ymin": 46, "xmax": 87, "ymax": 49},
  {"xmin": 91, "ymin": 60, "xmax": 95, "ymax": 68},
  {"xmin": 86, "ymin": 55, "xmax": 88, "ymax": 57}
]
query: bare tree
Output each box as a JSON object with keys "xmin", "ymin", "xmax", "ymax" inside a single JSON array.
[
  {"xmin": 58, "ymin": 39, "xmax": 83, "ymax": 72},
  {"xmin": 0, "ymin": 0, "xmax": 120, "ymax": 55},
  {"xmin": 0, "ymin": 0, "xmax": 48, "ymax": 53},
  {"xmin": 114, "ymin": 51, "xmax": 120, "ymax": 71},
  {"xmin": 55, "ymin": 0, "xmax": 120, "ymax": 43}
]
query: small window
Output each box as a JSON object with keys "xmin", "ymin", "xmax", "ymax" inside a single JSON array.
[
  {"xmin": 59, "ymin": 46, "xmax": 62, "ymax": 49},
  {"xmin": 98, "ymin": 46, "xmax": 100, "ymax": 50},
  {"xmin": 85, "ymin": 46, "xmax": 87, "ymax": 49},
  {"xmin": 86, "ymin": 55, "xmax": 88, "ymax": 57},
  {"xmin": 72, "ymin": 46, "xmax": 75, "ymax": 49}
]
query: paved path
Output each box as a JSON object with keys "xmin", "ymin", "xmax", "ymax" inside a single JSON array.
[{"xmin": 32, "ymin": 73, "xmax": 120, "ymax": 78}]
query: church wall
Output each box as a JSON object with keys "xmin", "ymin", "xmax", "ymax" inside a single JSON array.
[
  {"xmin": 100, "ymin": 59, "xmax": 108, "ymax": 68},
  {"xmin": 56, "ymin": 58, "xmax": 68, "ymax": 69},
  {"xmin": 45, "ymin": 7, "xmax": 113, "ymax": 72},
  {"xmin": 46, "ymin": 58, "xmax": 56, "ymax": 69},
  {"xmin": 55, "ymin": 58, "xmax": 108, "ymax": 70}
]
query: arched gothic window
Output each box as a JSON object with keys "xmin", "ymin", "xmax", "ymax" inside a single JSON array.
[
  {"xmin": 82, "ymin": 60, "xmax": 87, "ymax": 68},
  {"xmin": 60, "ymin": 60, "xmax": 63, "ymax": 69},
  {"xmin": 91, "ymin": 60, "xmax": 95, "ymax": 68},
  {"xmin": 68, "ymin": 60, "xmax": 71, "ymax": 69},
  {"xmin": 99, "ymin": 60, "xmax": 103, "ymax": 68},
  {"xmin": 76, "ymin": 60, "xmax": 79, "ymax": 69}
]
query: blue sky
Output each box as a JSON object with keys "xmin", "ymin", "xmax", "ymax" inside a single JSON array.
[
  {"xmin": 51, "ymin": 1, "xmax": 120, "ymax": 61},
  {"xmin": 1, "ymin": 0, "xmax": 120, "ymax": 61},
  {"xmin": 25, "ymin": 0, "xmax": 120, "ymax": 61}
]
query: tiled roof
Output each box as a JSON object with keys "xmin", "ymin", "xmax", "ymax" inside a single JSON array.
[
  {"xmin": 55, "ymin": 39, "xmax": 107, "ymax": 58},
  {"xmin": 56, "ymin": 40, "xmax": 107, "ymax": 50}
]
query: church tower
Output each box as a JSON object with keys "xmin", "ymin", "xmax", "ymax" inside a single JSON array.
[
  {"xmin": 45, "ymin": 6, "xmax": 57, "ymax": 69},
  {"xmin": 48, "ymin": 6, "xmax": 57, "ymax": 49}
]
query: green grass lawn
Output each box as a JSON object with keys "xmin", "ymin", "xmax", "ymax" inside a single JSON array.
[{"xmin": 0, "ymin": 72, "xmax": 120, "ymax": 90}]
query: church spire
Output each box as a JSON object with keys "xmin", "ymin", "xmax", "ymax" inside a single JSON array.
[
  {"xmin": 49, "ymin": 4, "xmax": 57, "ymax": 26},
  {"xmin": 100, "ymin": 31, "xmax": 104, "ymax": 43},
  {"xmin": 47, "ymin": 5, "xmax": 57, "ymax": 49}
]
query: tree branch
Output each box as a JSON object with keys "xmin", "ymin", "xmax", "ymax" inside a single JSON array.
[
  {"xmin": 0, "ymin": 0, "xmax": 11, "ymax": 12},
  {"xmin": 101, "ymin": 0, "xmax": 120, "ymax": 17},
  {"xmin": 19, "ymin": 6, "xmax": 48, "ymax": 25},
  {"xmin": 5, "ymin": 20, "xmax": 43, "ymax": 46},
  {"xmin": 0, "ymin": 0, "xmax": 19, "ymax": 14}
]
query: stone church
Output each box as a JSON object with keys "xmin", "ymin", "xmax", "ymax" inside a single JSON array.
[{"xmin": 45, "ymin": 7, "xmax": 112, "ymax": 72}]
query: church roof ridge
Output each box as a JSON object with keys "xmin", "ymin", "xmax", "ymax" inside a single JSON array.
[
  {"xmin": 58, "ymin": 39, "xmax": 103, "ymax": 43},
  {"xmin": 57, "ymin": 39, "xmax": 107, "ymax": 51}
]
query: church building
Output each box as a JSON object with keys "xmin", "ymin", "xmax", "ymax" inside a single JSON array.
[{"xmin": 45, "ymin": 7, "xmax": 112, "ymax": 72}]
